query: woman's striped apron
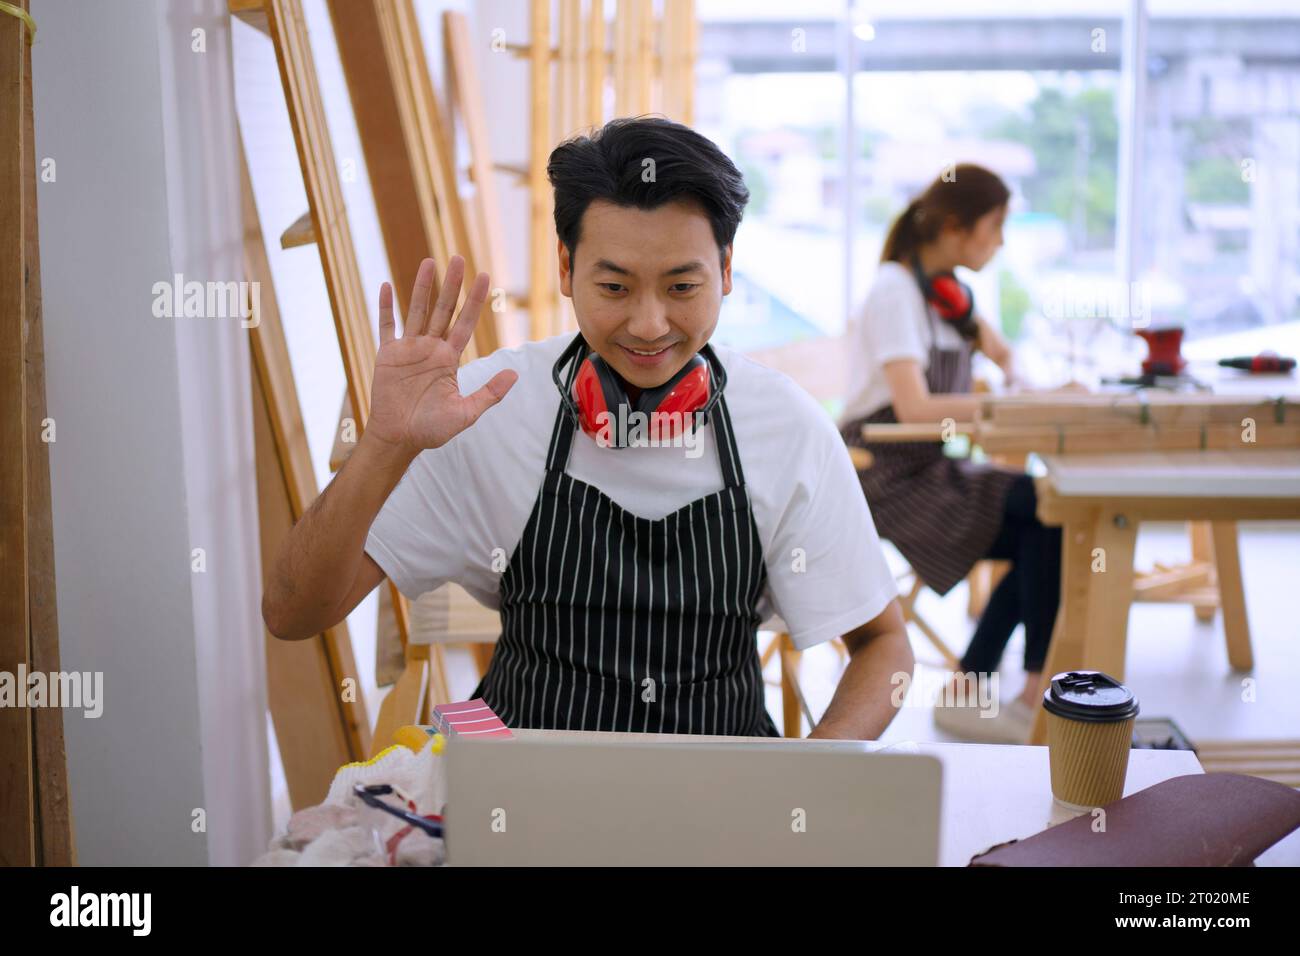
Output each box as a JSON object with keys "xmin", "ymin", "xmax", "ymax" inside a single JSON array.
[
  {"xmin": 839, "ymin": 305, "xmax": 1017, "ymax": 596},
  {"xmin": 473, "ymin": 342, "xmax": 779, "ymax": 736}
]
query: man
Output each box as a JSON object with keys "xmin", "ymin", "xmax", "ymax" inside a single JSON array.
[{"xmin": 262, "ymin": 117, "xmax": 911, "ymax": 739}]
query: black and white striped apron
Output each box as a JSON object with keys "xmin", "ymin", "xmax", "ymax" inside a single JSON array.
[
  {"xmin": 840, "ymin": 305, "xmax": 1017, "ymax": 596},
  {"xmin": 472, "ymin": 344, "xmax": 779, "ymax": 737}
]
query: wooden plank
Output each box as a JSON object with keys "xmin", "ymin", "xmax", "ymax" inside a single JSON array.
[
  {"xmin": 0, "ymin": 0, "xmax": 34, "ymax": 867},
  {"xmin": 977, "ymin": 422, "xmax": 1300, "ymax": 455},
  {"xmin": 614, "ymin": 0, "xmax": 633, "ymax": 116},
  {"xmin": 263, "ymin": 0, "xmax": 375, "ymax": 425},
  {"xmin": 1131, "ymin": 562, "xmax": 1213, "ymax": 600},
  {"xmin": 231, "ymin": 0, "xmax": 270, "ymax": 33},
  {"xmin": 252, "ymin": 365, "xmax": 356, "ymax": 809},
  {"xmin": 327, "ymin": 0, "xmax": 429, "ymax": 328},
  {"xmin": 444, "ymin": 10, "xmax": 514, "ymax": 344},
  {"xmin": 986, "ymin": 393, "xmax": 1294, "ymax": 428},
  {"xmin": 19, "ymin": 7, "xmax": 74, "ymax": 864},
  {"xmin": 660, "ymin": 0, "xmax": 688, "ymax": 121},
  {"xmin": 278, "ymin": 208, "xmax": 314, "ymax": 248},
  {"xmin": 633, "ymin": 0, "xmax": 653, "ymax": 114},
  {"xmin": 861, "ymin": 419, "xmax": 1297, "ymax": 454},
  {"xmin": 370, "ymin": 0, "xmax": 498, "ymax": 357},
  {"xmin": 241, "ymin": 147, "xmax": 371, "ymax": 783},
  {"xmin": 529, "ymin": 0, "xmax": 553, "ymax": 340},
  {"xmin": 861, "ymin": 422, "xmax": 972, "ymax": 443},
  {"xmin": 685, "ymin": 1, "xmax": 698, "ymax": 125},
  {"xmin": 585, "ymin": 0, "xmax": 605, "ymax": 128},
  {"xmin": 557, "ymin": 0, "xmax": 581, "ymax": 140},
  {"xmin": 327, "ymin": 390, "xmax": 355, "ymax": 473}
]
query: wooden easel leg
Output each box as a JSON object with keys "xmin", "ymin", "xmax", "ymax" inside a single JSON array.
[{"xmin": 1211, "ymin": 521, "xmax": 1253, "ymax": 671}]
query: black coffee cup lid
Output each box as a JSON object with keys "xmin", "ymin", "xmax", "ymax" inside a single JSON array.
[{"xmin": 1042, "ymin": 671, "xmax": 1139, "ymax": 723}]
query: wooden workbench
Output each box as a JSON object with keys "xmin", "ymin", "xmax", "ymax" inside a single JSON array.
[{"xmin": 1029, "ymin": 449, "xmax": 1300, "ymax": 744}]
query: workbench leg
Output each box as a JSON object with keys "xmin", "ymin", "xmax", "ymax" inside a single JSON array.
[
  {"xmin": 1189, "ymin": 521, "xmax": 1217, "ymax": 622},
  {"xmin": 1211, "ymin": 521, "xmax": 1253, "ymax": 671},
  {"xmin": 1084, "ymin": 511, "xmax": 1137, "ymax": 682},
  {"xmin": 1030, "ymin": 516, "xmax": 1095, "ymax": 745}
]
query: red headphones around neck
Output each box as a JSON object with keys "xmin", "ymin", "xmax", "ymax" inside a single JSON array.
[
  {"xmin": 911, "ymin": 257, "xmax": 979, "ymax": 340},
  {"xmin": 553, "ymin": 335, "xmax": 724, "ymax": 448}
]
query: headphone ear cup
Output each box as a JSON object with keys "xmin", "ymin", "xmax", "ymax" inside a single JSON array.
[
  {"xmin": 929, "ymin": 273, "xmax": 974, "ymax": 323},
  {"xmin": 572, "ymin": 356, "xmax": 613, "ymax": 439},
  {"xmin": 631, "ymin": 354, "xmax": 706, "ymax": 415},
  {"xmin": 575, "ymin": 352, "xmax": 636, "ymax": 445},
  {"xmin": 641, "ymin": 358, "xmax": 710, "ymax": 430}
]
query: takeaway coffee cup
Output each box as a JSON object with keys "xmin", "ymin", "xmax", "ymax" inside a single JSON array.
[{"xmin": 1042, "ymin": 671, "xmax": 1140, "ymax": 812}]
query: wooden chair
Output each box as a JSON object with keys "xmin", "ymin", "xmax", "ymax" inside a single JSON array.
[
  {"xmin": 846, "ymin": 445, "xmax": 967, "ymax": 671},
  {"xmin": 757, "ymin": 624, "xmax": 846, "ymax": 738}
]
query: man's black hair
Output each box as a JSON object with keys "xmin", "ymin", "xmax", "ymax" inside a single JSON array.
[{"xmin": 547, "ymin": 116, "xmax": 749, "ymax": 267}]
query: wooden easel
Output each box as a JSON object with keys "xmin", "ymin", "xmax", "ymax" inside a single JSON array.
[
  {"xmin": 235, "ymin": 0, "xmax": 505, "ymax": 760},
  {"xmin": 233, "ymin": 0, "xmax": 422, "ymax": 772},
  {"xmin": 327, "ymin": 0, "xmax": 499, "ymax": 362},
  {"xmin": 444, "ymin": 9, "xmax": 515, "ymax": 345},
  {"xmin": 326, "ymin": 0, "xmax": 518, "ymax": 724},
  {"xmin": 1, "ymin": 0, "xmax": 75, "ymax": 866},
  {"xmin": 511, "ymin": 0, "xmax": 698, "ymax": 341},
  {"xmin": 241, "ymin": 145, "xmax": 371, "ymax": 806}
]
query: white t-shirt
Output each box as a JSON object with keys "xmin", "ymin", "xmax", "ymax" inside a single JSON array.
[
  {"xmin": 364, "ymin": 333, "xmax": 897, "ymax": 651},
  {"xmin": 839, "ymin": 260, "xmax": 967, "ymax": 425}
]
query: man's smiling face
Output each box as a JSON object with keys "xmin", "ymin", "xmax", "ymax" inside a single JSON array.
[{"xmin": 558, "ymin": 198, "xmax": 732, "ymax": 394}]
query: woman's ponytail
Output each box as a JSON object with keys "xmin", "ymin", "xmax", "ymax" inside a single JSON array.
[
  {"xmin": 880, "ymin": 198, "xmax": 923, "ymax": 264},
  {"xmin": 879, "ymin": 164, "xmax": 1010, "ymax": 265}
]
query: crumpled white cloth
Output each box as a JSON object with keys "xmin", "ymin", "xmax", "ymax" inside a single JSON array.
[{"xmin": 249, "ymin": 739, "xmax": 449, "ymax": 867}]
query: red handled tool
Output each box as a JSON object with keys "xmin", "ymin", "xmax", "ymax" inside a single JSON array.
[{"xmin": 1217, "ymin": 352, "xmax": 1296, "ymax": 374}]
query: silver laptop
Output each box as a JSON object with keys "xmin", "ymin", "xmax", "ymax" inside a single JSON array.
[{"xmin": 444, "ymin": 731, "xmax": 942, "ymax": 866}]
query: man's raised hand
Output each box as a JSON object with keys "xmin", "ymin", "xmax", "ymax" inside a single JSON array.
[{"xmin": 366, "ymin": 256, "xmax": 517, "ymax": 455}]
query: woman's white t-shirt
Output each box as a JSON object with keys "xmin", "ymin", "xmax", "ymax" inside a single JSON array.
[
  {"xmin": 838, "ymin": 260, "xmax": 967, "ymax": 425},
  {"xmin": 365, "ymin": 333, "xmax": 898, "ymax": 651}
]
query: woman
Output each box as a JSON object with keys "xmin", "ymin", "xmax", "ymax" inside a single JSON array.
[{"xmin": 838, "ymin": 163, "xmax": 1061, "ymax": 744}]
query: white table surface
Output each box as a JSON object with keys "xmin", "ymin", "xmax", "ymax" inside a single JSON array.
[
  {"xmin": 1039, "ymin": 449, "xmax": 1300, "ymax": 498},
  {"xmin": 515, "ymin": 730, "xmax": 1300, "ymax": 866}
]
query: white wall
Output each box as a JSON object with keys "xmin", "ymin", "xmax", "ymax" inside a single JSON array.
[{"xmin": 32, "ymin": 0, "xmax": 268, "ymax": 865}]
